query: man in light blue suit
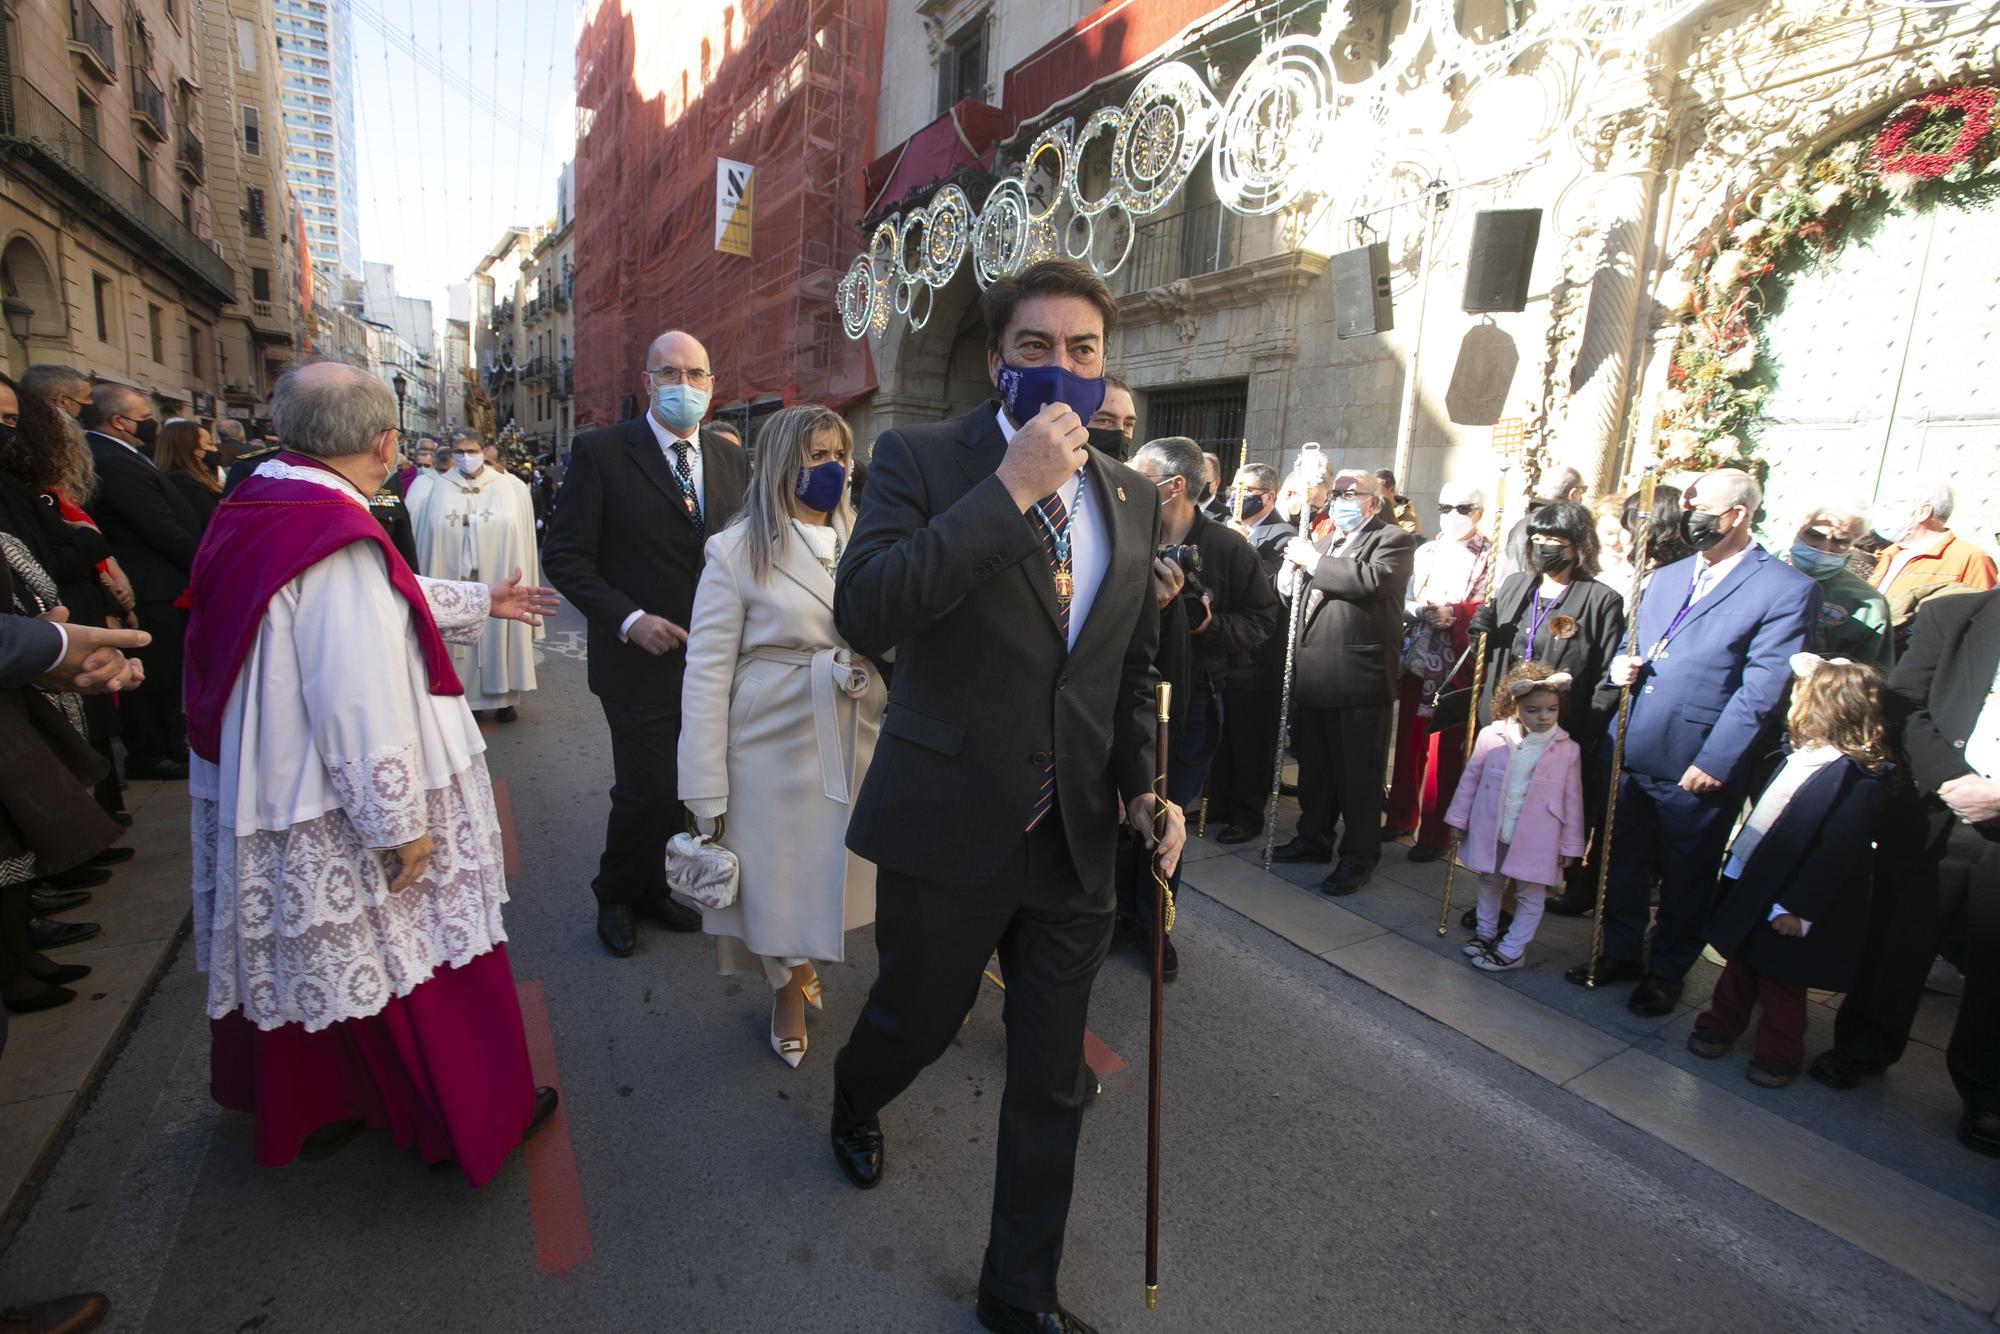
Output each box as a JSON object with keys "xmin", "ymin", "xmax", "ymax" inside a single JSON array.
[{"xmin": 1570, "ymin": 469, "xmax": 1819, "ymax": 1016}]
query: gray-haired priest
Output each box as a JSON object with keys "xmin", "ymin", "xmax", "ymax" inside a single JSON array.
[{"xmin": 182, "ymin": 361, "xmax": 562, "ymax": 1184}]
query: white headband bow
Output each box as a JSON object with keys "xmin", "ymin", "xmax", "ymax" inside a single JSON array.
[
  {"xmin": 1509, "ymin": 671, "xmax": 1573, "ymax": 697},
  {"xmin": 1790, "ymin": 652, "xmax": 1852, "ymax": 680}
]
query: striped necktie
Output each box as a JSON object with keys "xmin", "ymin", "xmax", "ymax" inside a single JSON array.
[
  {"xmin": 1025, "ymin": 487, "xmax": 1070, "ymax": 832},
  {"xmin": 672, "ymin": 439, "xmax": 704, "ymax": 539}
]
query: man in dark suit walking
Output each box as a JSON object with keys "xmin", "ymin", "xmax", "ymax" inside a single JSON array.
[
  {"xmin": 1214, "ymin": 462, "xmax": 1296, "ymax": 844},
  {"xmin": 83, "ymin": 383, "xmax": 200, "ymax": 781},
  {"xmin": 1810, "ymin": 588, "xmax": 2000, "ymax": 1157},
  {"xmin": 829, "ymin": 260, "xmax": 1185, "ymax": 1334},
  {"xmin": 1269, "ymin": 467, "xmax": 1418, "ymax": 895},
  {"xmin": 542, "ymin": 330, "xmax": 749, "ymax": 958},
  {"xmin": 1574, "ymin": 468, "xmax": 1818, "ymax": 1014}
]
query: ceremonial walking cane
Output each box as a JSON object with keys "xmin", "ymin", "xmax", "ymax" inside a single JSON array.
[
  {"xmin": 1261, "ymin": 588, "xmax": 1307, "ymax": 871},
  {"xmin": 1433, "ymin": 465, "xmax": 1509, "ymax": 935},
  {"xmin": 1585, "ymin": 468, "xmax": 1658, "ymax": 987},
  {"xmin": 1147, "ymin": 681, "xmax": 1173, "ymax": 1310}
]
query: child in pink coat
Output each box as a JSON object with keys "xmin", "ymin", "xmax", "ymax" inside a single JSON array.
[{"xmin": 1443, "ymin": 661, "xmax": 1588, "ymax": 971}]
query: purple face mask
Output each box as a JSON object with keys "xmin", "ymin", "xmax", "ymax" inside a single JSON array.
[{"xmin": 996, "ymin": 362, "xmax": 1106, "ymax": 427}]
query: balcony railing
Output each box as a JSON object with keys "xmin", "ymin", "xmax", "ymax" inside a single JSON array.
[
  {"xmin": 551, "ymin": 361, "xmax": 573, "ymax": 398},
  {"xmin": 130, "ymin": 70, "xmax": 167, "ymax": 141},
  {"xmin": 176, "ymin": 130, "xmax": 204, "ymax": 182},
  {"xmin": 554, "ymin": 278, "xmax": 571, "ymax": 312},
  {"xmin": 68, "ymin": 0, "xmax": 116, "ymax": 81},
  {"xmin": 0, "ymin": 76, "xmax": 232, "ymax": 302},
  {"xmin": 1126, "ymin": 200, "xmax": 1241, "ymax": 293}
]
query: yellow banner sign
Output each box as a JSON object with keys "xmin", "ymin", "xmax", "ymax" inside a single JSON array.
[{"xmin": 716, "ymin": 158, "xmax": 753, "ymax": 258}]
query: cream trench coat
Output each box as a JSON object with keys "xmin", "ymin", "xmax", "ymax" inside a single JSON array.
[{"xmin": 677, "ymin": 519, "xmax": 884, "ymax": 971}]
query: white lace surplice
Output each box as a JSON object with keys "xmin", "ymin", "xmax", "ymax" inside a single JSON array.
[{"xmin": 189, "ymin": 462, "xmax": 510, "ymax": 1032}]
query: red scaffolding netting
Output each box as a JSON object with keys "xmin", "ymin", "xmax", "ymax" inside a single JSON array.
[{"xmin": 572, "ymin": 0, "xmax": 887, "ymax": 427}]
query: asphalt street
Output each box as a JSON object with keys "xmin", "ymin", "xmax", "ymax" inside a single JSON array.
[{"xmin": 0, "ymin": 602, "xmax": 1987, "ymax": 1333}]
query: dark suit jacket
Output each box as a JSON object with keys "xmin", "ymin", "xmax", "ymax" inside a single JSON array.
[
  {"xmin": 1704, "ymin": 754, "xmax": 1889, "ymax": 990},
  {"xmin": 165, "ymin": 471, "xmax": 222, "ymax": 536},
  {"xmin": 1226, "ymin": 510, "xmax": 1299, "ymax": 692},
  {"xmin": 1290, "ymin": 516, "xmax": 1418, "ymax": 711},
  {"xmin": 1470, "ymin": 571, "xmax": 1626, "ymax": 745},
  {"xmin": 84, "ymin": 432, "xmax": 200, "ymax": 605},
  {"xmin": 1599, "ymin": 545, "xmax": 1818, "ymax": 792},
  {"xmin": 0, "ymin": 612, "xmax": 63, "ymax": 689},
  {"xmin": 1181, "ymin": 510, "xmax": 1279, "ymax": 692},
  {"xmin": 542, "ymin": 417, "xmax": 748, "ymax": 704},
  {"xmin": 1891, "ymin": 588, "xmax": 2000, "ymax": 827},
  {"xmin": 835, "ymin": 404, "xmax": 1161, "ymax": 892}
]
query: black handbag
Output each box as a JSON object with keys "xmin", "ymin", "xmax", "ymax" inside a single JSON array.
[{"xmin": 1425, "ymin": 642, "xmax": 1478, "ymax": 733}]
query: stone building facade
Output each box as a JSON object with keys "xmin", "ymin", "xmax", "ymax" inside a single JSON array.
[
  {"xmin": 1, "ymin": 0, "xmax": 236, "ymax": 414},
  {"xmin": 850, "ymin": 0, "xmax": 2000, "ymax": 536}
]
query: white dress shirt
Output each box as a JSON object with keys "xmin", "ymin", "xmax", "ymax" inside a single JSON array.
[
  {"xmin": 1963, "ymin": 659, "xmax": 2000, "ymax": 781},
  {"xmin": 1689, "ymin": 543, "xmax": 1751, "ymax": 603},
  {"xmin": 996, "ymin": 407, "xmax": 1108, "ymax": 651},
  {"xmin": 620, "ymin": 412, "xmax": 710, "ymax": 642}
]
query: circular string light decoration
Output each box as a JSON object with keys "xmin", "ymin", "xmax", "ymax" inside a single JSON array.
[
  {"xmin": 1114, "ymin": 63, "xmax": 1223, "ymax": 216},
  {"xmin": 1213, "ymin": 35, "xmax": 1339, "ymax": 215}
]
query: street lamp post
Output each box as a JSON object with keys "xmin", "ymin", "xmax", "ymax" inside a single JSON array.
[{"xmin": 392, "ymin": 370, "xmax": 408, "ymax": 433}]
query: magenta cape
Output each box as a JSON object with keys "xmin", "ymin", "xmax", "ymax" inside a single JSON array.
[
  {"xmin": 210, "ymin": 945, "xmax": 536, "ymax": 1186},
  {"xmin": 180, "ymin": 453, "xmax": 461, "ymax": 764}
]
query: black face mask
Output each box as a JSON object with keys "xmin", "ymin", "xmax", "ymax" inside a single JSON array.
[
  {"xmin": 1530, "ymin": 544, "xmax": 1573, "ymax": 574},
  {"xmin": 1086, "ymin": 426, "xmax": 1132, "ymax": 461},
  {"xmin": 0, "ymin": 424, "xmax": 15, "ymax": 453},
  {"xmin": 131, "ymin": 416, "xmax": 159, "ymax": 451},
  {"xmin": 1681, "ymin": 508, "xmax": 1726, "ymax": 552}
]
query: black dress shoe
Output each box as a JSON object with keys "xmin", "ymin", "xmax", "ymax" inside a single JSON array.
[
  {"xmin": 1542, "ymin": 891, "xmax": 1595, "ymax": 917},
  {"xmin": 1459, "ymin": 906, "xmax": 1513, "ymax": 935},
  {"xmin": 1215, "ymin": 823, "xmax": 1261, "ymax": 845},
  {"xmin": 1320, "ymin": 858, "xmax": 1375, "ymax": 896},
  {"xmin": 976, "ymin": 1288, "xmax": 1099, "ymax": 1334},
  {"xmin": 1808, "ymin": 1049, "xmax": 1883, "ymax": 1091},
  {"xmin": 1, "ymin": 983, "xmax": 78, "ymax": 1014},
  {"xmin": 298, "ymin": 1119, "xmax": 366, "ymax": 1161},
  {"xmin": 1958, "ymin": 1108, "xmax": 2000, "ymax": 1159},
  {"xmin": 111, "ymin": 812, "xmax": 133, "ymax": 828},
  {"xmin": 1627, "ymin": 974, "xmax": 1684, "ymax": 1017},
  {"xmin": 1404, "ymin": 843, "xmax": 1445, "ymax": 863},
  {"xmin": 830, "ymin": 1118, "xmax": 884, "ymax": 1189},
  {"xmin": 42, "ymin": 865, "xmax": 112, "ymax": 890},
  {"xmin": 1564, "ymin": 958, "xmax": 1645, "ymax": 987},
  {"xmin": 636, "ymin": 894, "xmax": 702, "ymax": 932},
  {"xmin": 494, "ymin": 706, "xmax": 519, "ymax": 723},
  {"xmin": 124, "ymin": 759, "xmax": 188, "ymax": 781},
  {"xmin": 524, "ymin": 1086, "xmax": 560, "ymax": 1140},
  {"xmin": 597, "ymin": 903, "xmax": 636, "ymax": 957},
  {"xmin": 29, "ymin": 918, "xmax": 99, "ymax": 950},
  {"xmin": 28, "ymin": 963, "xmax": 91, "ymax": 986},
  {"xmin": 1081, "ymin": 1065, "xmax": 1102, "ymax": 1109},
  {"xmin": 29, "ymin": 888, "xmax": 92, "ymax": 915},
  {"xmin": 85, "ymin": 846, "xmax": 135, "ymax": 867},
  {"xmin": 1270, "ymin": 837, "xmax": 1332, "ymax": 865}
]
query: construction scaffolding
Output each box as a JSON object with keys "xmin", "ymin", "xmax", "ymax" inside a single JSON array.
[{"xmin": 571, "ymin": 0, "xmax": 886, "ymax": 428}]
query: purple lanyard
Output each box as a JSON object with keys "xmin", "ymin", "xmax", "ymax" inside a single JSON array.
[
  {"xmin": 1524, "ymin": 585, "xmax": 1561, "ymax": 661},
  {"xmin": 1649, "ymin": 563, "xmax": 1707, "ymax": 658}
]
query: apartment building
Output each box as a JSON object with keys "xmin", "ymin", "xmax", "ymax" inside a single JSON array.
[
  {"xmin": 516, "ymin": 163, "xmax": 574, "ymax": 459},
  {"xmin": 470, "ymin": 225, "xmax": 536, "ymax": 439},
  {"xmin": 272, "ymin": 0, "xmax": 360, "ymax": 291}
]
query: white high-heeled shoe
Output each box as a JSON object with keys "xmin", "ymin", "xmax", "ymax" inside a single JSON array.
[
  {"xmin": 771, "ymin": 997, "xmax": 807, "ymax": 1069},
  {"xmin": 798, "ymin": 968, "xmax": 823, "ymax": 1012}
]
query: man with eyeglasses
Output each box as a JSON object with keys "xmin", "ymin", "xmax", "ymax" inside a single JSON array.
[
  {"xmin": 1271, "ymin": 468, "xmax": 1418, "ymax": 894},
  {"xmin": 543, "ymin": 330, "xmax": 749, "ymax": 959},
  {"xmin": 81, "ymin": 382, "xmax": 201, "ymax": 781},
  {"xmin": 1214, "ymin": 462, "xmax": 1297, "ymax": 844},
  {"xmin": 1786, "ymin": 501, "xmax": 1893, "ymax": 669}
]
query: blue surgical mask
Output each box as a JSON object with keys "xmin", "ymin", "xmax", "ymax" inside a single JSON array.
[
  {"xmin": 995, "ymin": 362, "xmax": 1106, "ymax": 427},
  {"xmin": 653, "ymin": 383, "xmax": 709, "ymax": 435},
  {"xmin": 794, "ymin": 460, "xmax": 846, "ymax": 513},
  {"xmin": 1330, "ymin": 498, "xmax": 1366, "ymax": 532},
  {"xmin": 1871, "ymin": 508, "xmax": 1916, "ymax": 546},
  {"xmin": 1790, "ymin": 541, "xmax": 1849, "ymax": 578}
]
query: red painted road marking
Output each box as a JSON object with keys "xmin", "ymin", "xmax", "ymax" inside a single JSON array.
[
  {"xmin": 490, "ymin": 779, "xmax": 523, "ymax": 875},
  {"xmin": 1083, "ymin": 1029, "xmax": 1125, "ymax": 1077},
  {"xmin": 517, "ymin": 981, "xmax": 593, "ymax": 1276}
]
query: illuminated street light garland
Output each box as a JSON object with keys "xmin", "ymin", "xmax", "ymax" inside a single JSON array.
[{"xmin": 837, "ymin": 0, "xmax": 1976, "ymax": 340}]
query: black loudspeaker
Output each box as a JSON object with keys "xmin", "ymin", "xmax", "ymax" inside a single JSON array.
[
  {"xmin": 1462, "ymin": 208, "xmax": 1542, "ymax": 313},
  {"xmin": 1330, "ymin": 241, "xmax": 1394, "ymax": 339}
]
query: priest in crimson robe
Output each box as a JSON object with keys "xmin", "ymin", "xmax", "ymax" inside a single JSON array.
[
  {"xmin": 183, "ymin": 361, "xmax": 561, "ymax": 1183},
  {"xmin": 413, "ymin": 428, "xmax": 544, "ymax": 722}
]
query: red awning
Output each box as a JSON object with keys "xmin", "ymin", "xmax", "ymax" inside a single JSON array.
[
  {"xmin": 1001, "ymin": 0, "xmax": 1236, "ymax": 130},
  {"xmin": 862, "ymin": 98, "xmax": 1012, "ymax": 220}
]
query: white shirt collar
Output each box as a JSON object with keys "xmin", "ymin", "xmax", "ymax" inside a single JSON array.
[
  {"xmin": 646, "ymin": 410, "xmax": 699, "ymax": 453},
  {"xmin": 1695, "ymin": 542, "xmax": 1753, "ymax": 590},
  {"xmin": 253, "ymin": 457, "xmax": 372, "ymax": 509}
]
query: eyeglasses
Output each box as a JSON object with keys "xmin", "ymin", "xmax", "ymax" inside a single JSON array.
[
  {"xmin": 646, "ymin": 367, "xmax": 714, "ymax": 389},
  {"xmin": 1801, "ymin": 527, "xmax": 1854, "ymax": 553},
  {"xmin": 1439, "ymin": 502, "xmax": 1480, "ymax": 515},
  {"xmin": 1328, "ymin": 488, "xmax": 1363, "ymax": 500}
]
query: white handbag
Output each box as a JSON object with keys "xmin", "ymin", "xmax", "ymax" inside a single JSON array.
[{"xmin": 664, "ymin": 817, "xmax": 739, "ymax": 912}]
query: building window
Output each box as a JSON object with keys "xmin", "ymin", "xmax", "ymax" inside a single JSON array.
[
  {"xmin": 1144, "ymin": 381, "xmax": 1249, "ymax": 478},
  {"xmin": 243, "ymin": 105, "xmax": 261, "ymax": 155},
  {"xmin": 936, "ymin": 17, "xmax": 987, "ymax": 116},
  {"xmin": 251, "ymin": 267, "xmax": 271, "ymax": 301},
  {"xmin": 189, "ymin": 323, "xmax": 205, "ymax": 380},
  {"xmin": 137, "ymin": 151, "xmax": 153, "ymax": 196},
  {"xmin": 236, "ymin": 18, "xmax": 258, "ymax": 71},
  {"xmin": 79, "ymin": 92, "xmax": 100, "ymax": 143},
  {"xmin": 92, "ymin": 274, "xmax": 115, "ymax": 344},
  {"xmin": 246, "ymin": 187, "xmax": 267, "ymax": 237},
  {"xmin": 148, "ymin": 304, "xmax": 165, "ymax": 363},
  {"xmin": 181, "ymin": 193, "xmax": 193, "ymax": 228}
]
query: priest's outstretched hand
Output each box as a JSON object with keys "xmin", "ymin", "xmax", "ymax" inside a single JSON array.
[{"xmin": 488, "ymin": 568, "xmax": 561, "ymax": 627}]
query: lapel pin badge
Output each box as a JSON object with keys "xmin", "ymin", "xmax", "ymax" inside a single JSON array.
[{"xmin": 1116, "ymin": 486, "xmax": 1126, "ymax": 502}]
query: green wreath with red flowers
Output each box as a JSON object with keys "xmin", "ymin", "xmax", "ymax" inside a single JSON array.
[{"xmin": 1656, "ymin": 82, "xmax": 2000, "ymax": 472}]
